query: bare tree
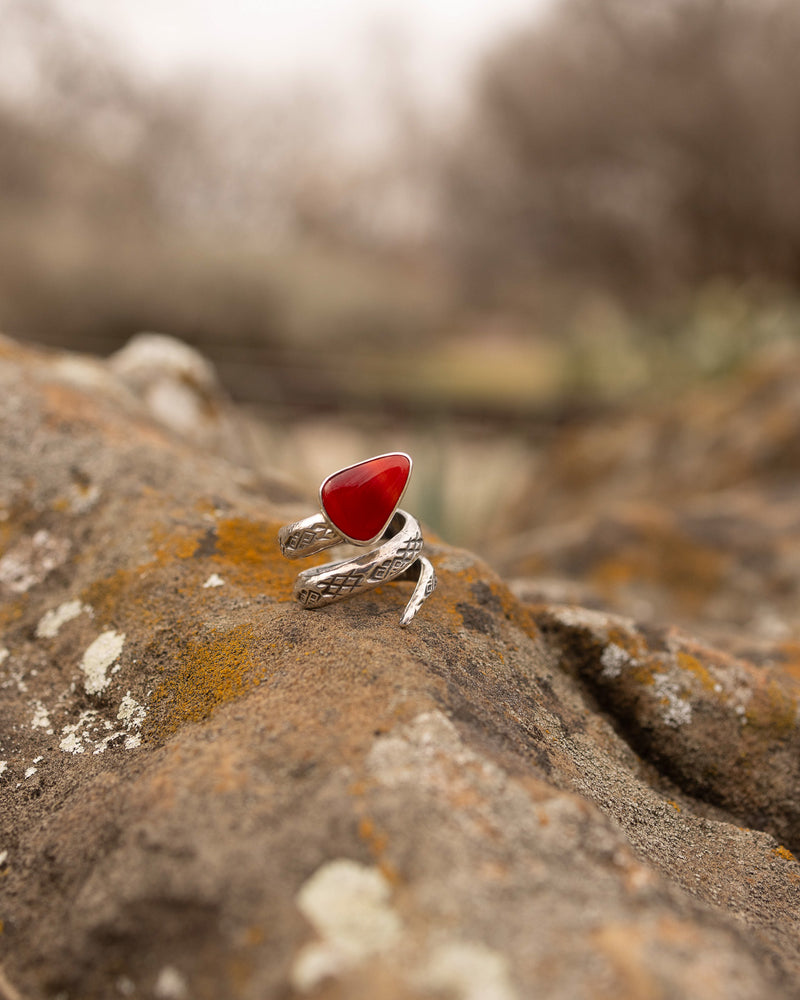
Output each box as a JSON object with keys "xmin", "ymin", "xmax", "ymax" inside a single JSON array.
[{"xmin": 443, "ymin": 0, "xmax": 800, "ymax": 303}]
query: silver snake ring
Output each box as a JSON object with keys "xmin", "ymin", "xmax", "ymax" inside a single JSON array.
[{"xmin": 278, "ymin": 453, "xmax": 436, "ymax": 626}]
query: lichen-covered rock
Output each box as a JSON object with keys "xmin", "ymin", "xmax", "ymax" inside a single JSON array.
[
  {"xmin": 107, "ymin": 332, "xmax": 251, "ymax": 465},
  {"xmin": 1, "ymin": 335, "xmax": 799, "ymax": 1000},
  {"xmin": 497, "ymin": 347, "xmax": 800, "ymax": 645},
  {"xmin": 502, "ymin": 494, "xmax": 800, "ymax": 643},
  {"xmin": 534, "ymin": 604, "xmax": 800, "ymax": 851}
]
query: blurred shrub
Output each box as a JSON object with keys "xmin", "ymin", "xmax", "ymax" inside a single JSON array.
[{"xmin": 444, "ymin": 0, "xmax": 800, "ymax": 305}]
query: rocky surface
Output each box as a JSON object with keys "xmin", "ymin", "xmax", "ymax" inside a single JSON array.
[
  {"xmin": 496, "ymin": 345, "xmax": 800, "ymax": 646},
  {"xmin": 1, "ymin": 334, "xmax": 799, "ymax": 1000}
]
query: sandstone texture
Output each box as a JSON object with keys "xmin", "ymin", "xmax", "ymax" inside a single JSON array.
[{"xmin": 1, "ymin": 335, "xmax": 799, "ymax": 1000}]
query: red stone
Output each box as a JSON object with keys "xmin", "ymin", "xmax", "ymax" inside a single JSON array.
[{"xmin": 321, "ymin": 453, "xmax": 411, "ymax": 543}]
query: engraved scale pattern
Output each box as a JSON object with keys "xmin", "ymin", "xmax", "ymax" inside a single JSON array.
[
  {"xmin": 366, "ymin": 538, "xmax": 423, "ymax": 583},
  {"xmin": 284, "ymin": 522, "xmax": 338, "ymax": 553},
  {"xmin": 281, "ymin": 507, "xmax": 436, "ymax": 624}
]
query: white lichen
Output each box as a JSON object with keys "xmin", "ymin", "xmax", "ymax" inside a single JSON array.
[
  {"xmin": 60, "ymin": 699, "xmax": 143, "ymax": 756},
  {"xmin": 80, "ymin": 630, "xmax": 125, "ymax": 695},
  {"xmin": 117, "ymin": 692, "xmax": 146, "ymax": 728},
  {"xmin": 0, "ymin": 647, "xmax": 8, "ymax": 666},
  {"xmin": 551, "ymin": 606, "xmax": 611, "ymax": 631},
  {"xmin": 58, "ymin": 710, "xmax": 99, "ymax": 755},
  {"xmin": 154, "ymin": 965, "xmax": 188, "ymax": 1000},
  {"xmin": 0, "ymin": 530, "xmax": 70, "ymax": 593},
  {"xmin": 0, "ymin": 850, "xmax": 8, "ymax": 866},
  {"xmin": 36, "ymin": 599, "xmax": 88, "ymax": 638},
  {"xmin": 92, "ymin": 732, "xmax": 124, "ymax": 754},
  {"xmin": 97, "ymin": 692, "xmax": 147, "ymax": 751},
  {"xmin": 418, "ymin": 941, "xmax": 518, "ymax": 1000},
  {"xmin": 202, "ymin": 573, "xmax": 225, "ymax": 588},
  {"xmin": 438, "ymin": 552, "xmax": 479, "ymax": 573},
  {"xmin": 116, "ymin": 976, "xmax": 136, "ymax": 997},
  {"xmin": 1, "ymin": 666, "xmax": 27, "ymax": 693},
  {"xmin": 367, "ymin": 710, "xmax": 500, "ymax": 791},
  {"xmin": 652, "ymin": 672, "xmax": 692, "ymax": 727},
  {"xmin": 291, "ymin": 860, "xmax": 402, "ymax": 992},
  {"xmin": 600, "ymin": 643, "xmax": 635, "ymax": 679},
  {"xmin": 59, "ymin": 731, "xmax": 85, "ymax": 754},
  {"xmin": 24, "ymin": 766, "xmax": 37, "ymax": 779},
  {"xmin": 30, "ymin": 700, "xmax": 52, "ymax": 731},
  {"xmin": 0, "ymin": 761, "xmax": 7, "ymax": 777},
  {"xmin": 67, "ymin": 482, "xmax": 101, "ymax": 514}
]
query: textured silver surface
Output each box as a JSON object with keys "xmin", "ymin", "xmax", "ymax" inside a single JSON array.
[
  {"xmin": 278, "ymin": 513, "xmax": 341, "ymax": 559},
  {"xmin": 398, "ymin": 555, "xmax": 437, "ymax": 627},
  {"xmin": 279, "ymin": 508, "xmax": 436, "ymax": 626}
]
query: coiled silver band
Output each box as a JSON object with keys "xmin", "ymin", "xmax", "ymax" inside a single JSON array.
[{"xmin": 278, "ymin": 509, "xmax": 436, "ymax": 626}]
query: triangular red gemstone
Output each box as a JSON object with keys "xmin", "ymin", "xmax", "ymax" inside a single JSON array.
[{"xmin": 321, "ymin": 453, "xmax": 411, "ymax": 543}]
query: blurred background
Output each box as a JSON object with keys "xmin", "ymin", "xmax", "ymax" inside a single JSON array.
[{"xmin": 5, "ymin": 0, "xmax": 800, "ymax": 621}]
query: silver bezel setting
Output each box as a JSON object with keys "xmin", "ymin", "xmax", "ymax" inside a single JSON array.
[{"xmin": 318, "ymin": 451, "xmax": 413, "ymax": 547}]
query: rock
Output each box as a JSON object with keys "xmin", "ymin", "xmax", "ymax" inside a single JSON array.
[
  {"xmin": 495, "ymin": 346, "xmax": 800, "ymax": 644},
  {"xmin": 1, "ymin": 334, "xmax": 799, "ymax": 1000},
  {"xmin": 533, "ymin": 604, "xmax": 800, "ymax": 851},
  {"xmin": 501, "ymin": 493, "xmax": 800, "ymax": 640},
  {"xmin": 108, "ymin": 331, "xmax": 255, "ymax": 466}
]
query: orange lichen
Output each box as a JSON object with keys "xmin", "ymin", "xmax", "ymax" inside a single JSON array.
[
  {"xmin": 211, "ymin": 750, "xmax": 251, "ymax": 794},
  {"xmin": 668, "ymin": 800, "xmax": 682, "ymax": 812},
  {"xmin": 675, "ymin": 651, "xmax": 716, "ymax": 692},
  {"xmin": 591, "ymin": 559, "xmax": 637, "ymax": 588},
  {"xmin": 244, "ymin": 925, "xmax": 265, "ymax": 947},
  {"xmin": 213, "ymin": 516, "xmax": 308, "ymax": 594},
  {"xmin": 0, "ymin": 602, "xmax": 24, "ymax": 630},
  {"xmin": 589, "ymin": 523, "xmax": 728, "ymax": 616},
  {"xmin": 356, "ymin": 815, "xmax": 399, "ymax": 885},
  {"xmin": 776, "ymin": 642, "xmax": 800, "ymax": 682},
  {"xmin": 358, "ymin": 816, "xmax": 389, "ymax": 855},
  {"xmin": 745, "ymin": 679, "xmax": 798, "ymax": 735},
  {"xmin": 147, "ymin": 623, "xmax": 264, "ymax": 741},
  {"xmin": 80, "ymin": 511, "xmax": 303, "ymax": 634},
  {"xmin": 151, "ymin": 524, "xmax": 200, "ymax": 561},
  {"xmin": 195, "ymin": 497, "xmax": 219, "ymax": 518},
  {"xmin": 227, "ymin": 955, "xmax": 255, "ymax": 997},
  {"xmin": 591, "ymin": 921, "xmax": 659, "ymax": 997},
  {"xmin": 627, "ymin": 659, "xmax": 658, "ymax": 687},
  {"xmin": 0, "ymin": 336, "xmax": 25, "ymax": 359},
  {"xmin": 606, "ymin": 625, "xmax": 646, "ymax": 660},
  {"xmin": 41, "ymin": 381, "xmax": 175, "ymax": 449},
  {"xmin": 433, "ymin": 559, "xmax": 539, "ymax": 639},
  {"xmin": 773, "ymin": 846, "xmax": 796, "ymax": 862}
]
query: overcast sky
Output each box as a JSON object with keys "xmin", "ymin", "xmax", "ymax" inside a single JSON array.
[{"xmin": 56, "ymin": 0, "xmax": 548, "ymax": 106}]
